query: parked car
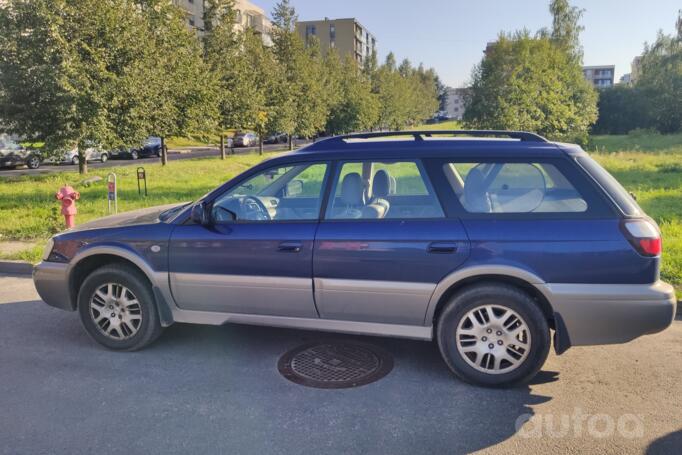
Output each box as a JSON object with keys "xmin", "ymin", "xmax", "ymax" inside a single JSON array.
[
  {"xmin": 63, "ymin": 146, "xmax": 109, "ymax": 165},
  {"xmin": 33, "ymin": 130, "xmax": 676, "ymax": 387},
  {"xmin": 233, "ymin": 132, "xmax": 258, "ymax": 147},
  {"xmin": 0, "ymin": 135, "xmax": 42, "ymax": 169},
  {"xmin": 264, "ymin": 132, "xmax": 288, "ymax": 144},
  {"xmin": 110, "ymin": 137, "xmax": 162, "ymax": 160}
]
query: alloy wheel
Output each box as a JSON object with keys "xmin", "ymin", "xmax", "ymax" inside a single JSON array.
[
  {"xmin": 455, "ymin": 304, "xmax": 531, "ymax": 374},
  {"xmin": 26, "ymin": 156, "xmax": 40, "ymax": 169},
  {"xmin": 89, "ymin": 283, "xmax": 142, "ymax": 340}
]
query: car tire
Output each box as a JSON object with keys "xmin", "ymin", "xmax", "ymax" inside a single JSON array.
[
  {"xmin": 26, "ymin": 155, "xmax": 41, "ymax": 169},
  {"xmin": 436, "ymin": 283, "xmax": 550, "ymax": 388},
  {"xmin": 100, "ymin": 153, "xmax": 108, "ymax": 163},
  {"xmin": 77, "ymin": 264, "xmax": 163, "ymax": 351},
  {"xmin": 131, "ymin": 150, "xmax": 139, "ymax": 160},
  {"xmin": 71, "ymin": 156, "xmax": 80, "ymax": 165},
  {"xmin": 155, "ymin": 148, "xmax": 161, "ymax": 158}
]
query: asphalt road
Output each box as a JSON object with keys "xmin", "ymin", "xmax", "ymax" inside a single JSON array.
[
  {"xmin": 0, "ymin": 142, "xmax": 307, "ymax": 178},
  {"xmin": 0, "ymin": 274, "xmax": 680, "ymax": 454}
]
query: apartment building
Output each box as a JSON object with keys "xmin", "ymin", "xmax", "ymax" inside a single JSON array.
[
  {"xmin": 174, "ymin": 0, "xmax": 205, "ymax": 30},
  {"xmin": 630, "ymin": 56, "xmax": 643, "ymax": 84},
  {"xmin": 443, "ymin": 87, "xmax": 470, "ymax": 120},
  {"xmin": 173, "ymin": 0, "xmax": 272, "ymax": 44},
  {"xmin": 582, "ymin": 65, "xmax": 615, "ymax": 89},
  {"xmin": 295, "ymin": 18, "xmax": 376, "ymax": 65}
]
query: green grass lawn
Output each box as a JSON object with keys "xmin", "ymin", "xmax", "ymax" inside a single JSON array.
[
  {"xmin": 0, "ymin": 153, "xmax": 277, "ymax": 253},
  {"xmin": 1, "ymin": 133, "xmax": 681, "ymax": 291}
]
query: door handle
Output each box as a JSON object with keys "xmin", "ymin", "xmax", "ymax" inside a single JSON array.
[
  {"xmin": 278, "ymin": 241, "xmax": 302, "ymax": 253},
  {"xmin": 428, "ymin": 242, "xmax": 458, "ymax": 254}
]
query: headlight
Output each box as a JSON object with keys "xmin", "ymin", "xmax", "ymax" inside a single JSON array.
[{"xmin": 42, "ymin": 237, "xmax": 55, "ymax": 261}]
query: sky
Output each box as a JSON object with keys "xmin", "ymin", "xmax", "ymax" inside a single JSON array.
[{"xmin": 256, "ymin": 0, "xmax": 680, "ymax": 87}]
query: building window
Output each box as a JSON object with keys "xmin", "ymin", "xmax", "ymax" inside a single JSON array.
[{"xmin": 306, "ymin": 24, "xmax": 317, "ymax": 39}]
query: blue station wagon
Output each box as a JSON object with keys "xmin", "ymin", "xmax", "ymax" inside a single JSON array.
[{"xmin": 33, "ymin": 130, "xmax": 677, "ymax": 387}]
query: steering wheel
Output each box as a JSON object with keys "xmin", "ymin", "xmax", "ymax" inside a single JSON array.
[{"xmin": 241, "ymin": 196, "xmax": 271, "ymax": 221}]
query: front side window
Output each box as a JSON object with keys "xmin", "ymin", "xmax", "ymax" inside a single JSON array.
[
  {"xmin": 444, "ymin": 161, "xmax": 588, "ymax": 214},
  {"xmin": 327, "ymin": 161, "xmax": 444, "ymax": 220},
  {"xmin": 212, "ymin": 163, "xmax": 328, "ymax": 222}
]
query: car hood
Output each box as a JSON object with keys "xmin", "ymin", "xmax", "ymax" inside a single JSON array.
[{"xmin": 69, "ymin": 203, "xmax": 188, "ymax": 232}]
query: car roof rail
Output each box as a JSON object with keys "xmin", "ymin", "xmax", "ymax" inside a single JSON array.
[{"xmin": 305, "ymin": 130, "xmax": 549, "ymax": 150}]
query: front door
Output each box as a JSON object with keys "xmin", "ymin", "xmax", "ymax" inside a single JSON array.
[
  {"xmin": 169, "ymin": 162, "xmax": 329, "ymax": 318},
  {"xmin": 313, "ymin": 160, "xmax": 470, "ymax": 325}
]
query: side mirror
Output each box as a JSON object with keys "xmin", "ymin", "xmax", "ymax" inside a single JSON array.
[
  {"xmin": 190, "ymin": 202, "xmax": 211, "ymax": 225},
  {"xmin": 285, "ymin": 179, "xmax": 303, "ymax": 197}
]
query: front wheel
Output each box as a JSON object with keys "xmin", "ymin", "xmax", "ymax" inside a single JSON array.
[
  {"xmin": 100, "ymin": 153, "xmax": 108, "ymax": 163},
  {"xmin": 130, "ymin": 150, "xmax": 139, "ymax": 160},
  {"xmin": 436, "ymin": 283, "xmax": 550, "ymax": 387},
  {"xmin": 71, "ymin": 155, "xmax": 80, "ymax": 165},
  {"xmin": 77, "ymin": 264, "xmax": 163, "ymax": 351}
]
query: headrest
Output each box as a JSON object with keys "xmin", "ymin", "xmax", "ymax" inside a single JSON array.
[
  {"xmin": 340, "ymin": 172, "xmax": 365, "ymax": 206},
  {"xmin": 372, "ymin": 170, "xmax": 391, "ymax": 198}
]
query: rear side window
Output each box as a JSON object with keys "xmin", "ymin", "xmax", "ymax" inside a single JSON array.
[
  {"xmin": 577, "ymin": 156, "xmax": 641, "ymax": 217},
  {"xmin": 327, "ymin": 160, "xmax": 444, "ymax": 219},
  {"xmin": 444, "ymin": 162, "xmax": 588, "ymax": 214}
]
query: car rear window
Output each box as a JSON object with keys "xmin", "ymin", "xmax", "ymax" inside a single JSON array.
[{"xmin": 577, "ymin": 156, "xmax": 642, "ymax": 217}]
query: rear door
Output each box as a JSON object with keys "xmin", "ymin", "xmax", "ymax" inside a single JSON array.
[{"xmin": 313, "ymin": 159, "xmax": 470, "ymax": 325}]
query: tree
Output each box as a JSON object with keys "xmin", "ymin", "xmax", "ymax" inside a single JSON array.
[
  {"xmin": 203, "ymin": 0, "xmax": 247, "ymax": 158},
  {"xmin": 371, "ymin": 55, "xmax": 440, "ymax": 130},
  {"xmin": 240, "ymin": 31, "xmax": 280, "ymax": 154},
  {"xmin": 0, "ymin": 0, "xmax": 153, "ymax": 173},
  {"xmin": 268, "ymin": 0, "xmax": 299, "ymax": 147},
  {"xmin": 142, "ymin": 0, "xmax": 218, "ymax": 165},
  {"xmin": 592, "ymin": 86, "xmax": 653, "ymax": 134},
  {"xmin": 545, "ymin": 0, "xmax": 584, "ymax": 62},
  {"xmin": 0, "ymin": 0, "xmax": 216, "ymax": 173},
  {"xmin": 464, "ymin": 31, "xmax": 597, "ymax": 142},
  {"xmin": 326, "ymin": 56, "xmax": 379, "ymax": 134},
  {"xmin": 293, "ymin": 36, "xmax": 330, "ymax": 139},
  {"xmin": 635, "ymin": 10, "xmax": 682, "ymax": 133},
  {"xmin": 464, "ymin": 0, "xmax": 597, "ymax": 142}
]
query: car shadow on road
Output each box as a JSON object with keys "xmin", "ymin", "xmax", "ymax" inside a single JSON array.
[
  {"xmin": 646, "ymin": 429, "xmax": 682, "ymax": 454},
  {"xmin": 150, "ymin": 321, "xmax": 558, "ymax": 453},
  {"xmin": 0, "ymin": 302, "xmax": 557, "ymax": 454}
]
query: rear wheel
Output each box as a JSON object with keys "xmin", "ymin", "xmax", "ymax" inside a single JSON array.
[
  {"xmin": 71, "ymin": 155, "xmax": 80, "ymax": 165},
  {"xmin": 130, "ymin": 150, "xmax": 139, "ymax": 160},
  {"xmin": 77, "ymin": 264, "xmax": 163, "ymax": 351},
  {"xmin": 436, "ymin": 283, "xmax": 550, "ymax": 387},
  {"xmin": 100, "ymin": 153, "xmax": 108, "ymax": 163},
  {"xmin": 26, "ymin": 155, "xmax": 41, "ymax": 169}
]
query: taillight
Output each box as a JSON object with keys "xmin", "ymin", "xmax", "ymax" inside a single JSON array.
[{"xmin": 622, "ymin": 219, "xmax": 662, "ymax": 257}]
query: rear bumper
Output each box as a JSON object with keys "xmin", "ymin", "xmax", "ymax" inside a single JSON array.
[
  {"xmin": 538, "ymin": 281, "xmax": 676, "ymax": 347},
  {"xmin": 33, "ymin": 261, "xmax": 73, "ymax": 311}
]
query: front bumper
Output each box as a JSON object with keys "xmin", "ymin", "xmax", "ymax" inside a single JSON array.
[
  {"xmin": 33, "ymin": 261, "xmax": 73, "ymax": 311},
  {"xmin": 538, "ymin": 280, "xmax": 677, "ymax": 347}
]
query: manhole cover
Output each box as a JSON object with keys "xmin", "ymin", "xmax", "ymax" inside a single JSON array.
[{"xmin": 278, "ymin": 341, "xmax": 394, "ymax": 389}]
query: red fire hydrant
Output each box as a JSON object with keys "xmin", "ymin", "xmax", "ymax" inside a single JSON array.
[{"xmin": 55, "ymin": 186, "xmax": 80, "ymax": 229}]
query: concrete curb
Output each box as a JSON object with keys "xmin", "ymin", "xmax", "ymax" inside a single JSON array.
[{"xmin": 0, "ymin": 260, "xmax": 33, "ymax": 276}]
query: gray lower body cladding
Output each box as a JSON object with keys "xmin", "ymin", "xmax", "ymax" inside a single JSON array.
[{"xmin": 33, "ymin": 261, "xmax": 676, "ymax": 348}]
